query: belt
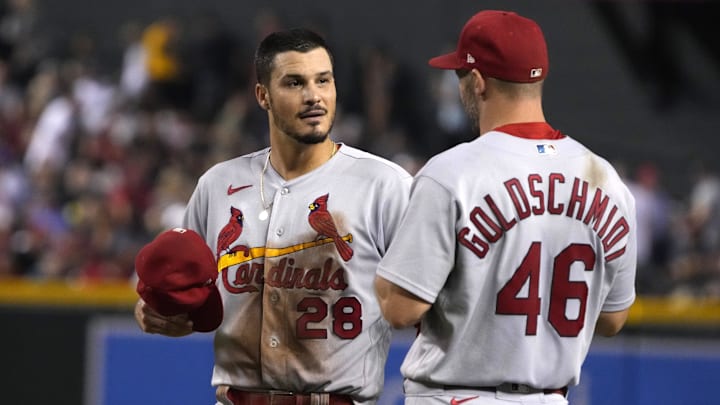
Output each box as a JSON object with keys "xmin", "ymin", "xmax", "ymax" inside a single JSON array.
[
  {"xmin": 226, "ymin": 388, "xmax": 354, "ymax": 405},
  {"xmin": 447, "ymin": 383, "xmax": 568, "ymax": 397}
]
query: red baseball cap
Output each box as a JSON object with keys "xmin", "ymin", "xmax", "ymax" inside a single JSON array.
[
  {"xmin": 429, "ymin": 10, "xmax": 548, "ymax": 83},
  {"xmin": 135, "ymin": 228, "xmax": 223, "ymax": 332}
]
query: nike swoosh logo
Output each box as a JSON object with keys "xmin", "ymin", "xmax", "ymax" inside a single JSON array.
[
  {"xmin": 227, "ymin": 184, "xmax": 252, "ymax": 195},
  {"xmin": 450, "ymin": 396, "xmax": 479, "ymax": 405}
]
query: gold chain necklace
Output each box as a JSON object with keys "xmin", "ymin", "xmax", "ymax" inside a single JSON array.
[{"xmin": 258, "ymin": 142, "xmax": 337, "ymax": 221}]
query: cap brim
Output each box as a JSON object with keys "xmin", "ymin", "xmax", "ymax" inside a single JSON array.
[
  {"xmin": 188, "ymin": 285, "xmax": 223, "ymax": 332},
  {"xmin": 136, "ymin": 278, "xmax": 180, "ymax": 316},
  {"xmin": 428, "ymin": 52, "xmax": 464, "ymax": 69},
  {"xmin": 137, "ymin": 278, "xmax": 210, "ymax": 315}
]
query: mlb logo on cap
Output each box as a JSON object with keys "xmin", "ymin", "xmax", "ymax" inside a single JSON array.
[{"xmin": 135, "ymin": 227, "xmax": 223, "ymax": 332}]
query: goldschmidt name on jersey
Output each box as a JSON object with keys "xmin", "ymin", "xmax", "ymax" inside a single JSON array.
[{"xmin": 459, "ymin": 173, "xmax": 629, "ymax": 261}]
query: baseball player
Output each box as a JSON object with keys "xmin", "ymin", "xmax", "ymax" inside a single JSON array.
[
  {"xmin": 374, "ymin": 10, "xmax": 637, "ymax": 405},
  {"xmin": 135, "ymin": 28, "xmax": 412, "ymax": 405}
]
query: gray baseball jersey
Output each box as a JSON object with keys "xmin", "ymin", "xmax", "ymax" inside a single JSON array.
[
  {"xmin": 377, "ymin": 125, "xmax": 636, "ymax": 391},
  {"xmin": 183, "ymin": 144, "xmax": 411, "ymax": 402}
]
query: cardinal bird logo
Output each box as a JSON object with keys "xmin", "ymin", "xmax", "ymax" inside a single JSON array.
[
  {"xmin": 216, "ymin": 206, "xmax": 248, "ymax": 258},
  {"xmin": 308, "ymin": 193, "xmax": 353, "ymax": 261}
]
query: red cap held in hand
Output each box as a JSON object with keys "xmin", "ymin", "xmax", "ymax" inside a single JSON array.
[
  {"xmin": 135, "ymin": 228, "xmax": 223, "ymax": 332},
  {"xmin": 429, "ymin": 10, "xmax": 548, "ymax": 83}
]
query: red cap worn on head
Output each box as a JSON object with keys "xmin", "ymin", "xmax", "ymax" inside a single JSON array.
[
  {"xmin": 135, "ymin": 228, "xmax": 223, "ymax": 332},
  {"xmin": 429, "ymin": 10, "xmax": 548, "ymax": 83}
]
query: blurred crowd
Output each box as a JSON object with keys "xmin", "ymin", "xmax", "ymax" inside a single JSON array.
[
  {"xmin": 0, "ymin": 1, "xmax": 438, "ymax": 283},
  {"xmin": 620, "ymin": 161, "xmax": 720, "ymax": 298},
  {"xmin": 1, "ymin": 1, "xmax": 719, "ymax": 298}
]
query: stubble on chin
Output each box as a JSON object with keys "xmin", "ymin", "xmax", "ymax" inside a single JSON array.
[
  {"xmin": 281, "ymin": 118, "xmax": 335, "ymax": 145},
  {"xmin": 289, "ymin": 129, "xmax": 329, "ymax": 145}
]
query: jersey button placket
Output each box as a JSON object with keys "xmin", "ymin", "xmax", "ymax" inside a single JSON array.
[
  {"xmin": 273, "ymin": 186, "xmax": 289, "ymax": 237},
  {"xmin": 269, "ymin": 336, "xmax": 279, "ymax": 348}
]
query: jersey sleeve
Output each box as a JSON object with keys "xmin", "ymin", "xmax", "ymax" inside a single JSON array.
[
  {"xmin": 377, "ymin": 173, "xmax": 413, "ymax": 255},
  {"xmin": 182, "ymin": 175, "xmax": 209, "ymax": 239},
  {"xmin": 602, "ymin": 190, "xmax": 638, "ymax": 312},
  {"xmin": 377, "ymin": 175, "xmax": 457, "ymax": 304}
]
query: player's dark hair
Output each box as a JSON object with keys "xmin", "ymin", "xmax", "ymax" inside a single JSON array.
[{"xmin": 254, "ymin": 28, "xmax": 334, "ymax": 86}]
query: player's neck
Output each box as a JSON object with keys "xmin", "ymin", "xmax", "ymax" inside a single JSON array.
[
  {"xmin": 479, "ymin": 98, "xmax": 545, "ymax": 136},
  {"xmin": 268, "ymin": 138, "xmax": 337, "ymax": 181}
]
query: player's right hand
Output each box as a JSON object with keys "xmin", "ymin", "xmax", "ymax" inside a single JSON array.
[{"xmin": 134, "ymin": 299, "xmax": 194, "ymax": 337}]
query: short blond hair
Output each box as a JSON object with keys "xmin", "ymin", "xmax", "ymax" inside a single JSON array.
[{"xmin": 487, "ymin": 77, "xmax": 544, "ymax": 100}]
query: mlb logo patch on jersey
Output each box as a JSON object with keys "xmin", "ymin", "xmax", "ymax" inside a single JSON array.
[{"xmin": 536, "ymin": 144, "xmax": 557, "ymax": 155}]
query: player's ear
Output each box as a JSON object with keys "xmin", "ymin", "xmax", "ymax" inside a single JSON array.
[
  {"xmin": 470, "ymin": 69, "xmax": 486, "ymax": 98},
  {"xmin": 255, "ymin": 83, "xmax": 270, "ymax": 110}
]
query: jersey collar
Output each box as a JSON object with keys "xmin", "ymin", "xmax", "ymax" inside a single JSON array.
[{"xmin": 492, "ymin": 122, "xmax": 566, "ymax": 140}]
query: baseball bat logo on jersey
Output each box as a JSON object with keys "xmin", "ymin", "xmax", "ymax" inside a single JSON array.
[{"xmin": 215, "ymin": 195, "xmax": 354, "ymax": 294}]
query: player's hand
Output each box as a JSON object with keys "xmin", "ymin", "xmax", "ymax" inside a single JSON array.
[{"xmin": 134, "ymin": 299, "xmax": 194, "ymax": 337}]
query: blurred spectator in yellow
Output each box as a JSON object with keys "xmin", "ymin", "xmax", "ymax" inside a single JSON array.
[{"xmin": 141, "ymin": 16, "xmax": 189, "ymax": 110}]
